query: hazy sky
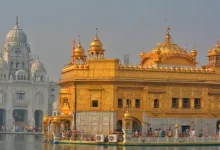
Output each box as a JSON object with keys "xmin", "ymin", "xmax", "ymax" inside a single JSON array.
[{"xmin": 0, "ymin": 0, "xmax": 219, "ymax": 81}]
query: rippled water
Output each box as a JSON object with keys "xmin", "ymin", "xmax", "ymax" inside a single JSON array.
[{"xmin": 0, "ymin": 134, "xmax": 219, "ymax": 150}]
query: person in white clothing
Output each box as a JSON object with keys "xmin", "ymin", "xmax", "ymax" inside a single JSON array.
[{"xmin": 190, "ymin": 128, "xmax": 195, "ymax": 137}]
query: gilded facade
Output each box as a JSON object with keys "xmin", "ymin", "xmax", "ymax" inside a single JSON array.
[{"xmin": 57, "ymin": 27, "xmax": 220, "ymax": 135}]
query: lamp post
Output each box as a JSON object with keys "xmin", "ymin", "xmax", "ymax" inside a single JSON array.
[{"xmin": 174, "ymin": 123, "xmax": 179, "ymax": 142}]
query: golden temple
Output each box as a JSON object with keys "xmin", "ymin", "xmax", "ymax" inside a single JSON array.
[{"xmin": 46, "ymin": 27, "xmax": 220, "ymax": 136}]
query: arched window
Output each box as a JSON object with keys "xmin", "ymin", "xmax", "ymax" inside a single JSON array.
[
  {"xmin": 40, "ymin": 76, "xmax": 43, "ymax": 81},
  {"xmin": 21, "ymin": 75, "xmax": 23, "ymax": 80},
  {"xmin": 24, "ymin": 76, "xmax": 26, "ymax": 80},
  {"xmin": 18, "ymin": 75, "xmax": 20, "ymax": 80},
  {"xmin": 154, "ymin": 99, "xmax": 159, "ymax": 108},
  {"xmin": 4, "ymin": 74, "xmax": 6, "ymax": 80}
]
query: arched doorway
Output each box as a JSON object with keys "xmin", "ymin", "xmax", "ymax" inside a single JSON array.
[
  {"xmin": 0, "ymin": 109, "xmax": 6, "ymax": 127},
  {"xmin": 61, "ymin": 120, "xmax": 71, "ymax": 131},
  {"xmin": 116, "ymin": 120, "xmax": 122, "ymax": 132},
  {"xmin": 13, "ymin": 109, "xmax": 28, "ymax": 123},
  {"xmin": 132, "ymin": 120, "xmax": 141, "ymax": 132},
  {"xmin": 116, "ymin": 118, "xmax": 141, "ymax": 132},
  {"xmin": 34, "ymin": 110, "xmax": 43, "ymax": 128}
]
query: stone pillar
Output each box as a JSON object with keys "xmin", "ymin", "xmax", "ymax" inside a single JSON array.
[
  {"xmin": 190, "ymin": 98, "xmax": 194, "ymax": 109},
  {"xmin": 174, "ymin": 124, "xmax": 179, "ymax": 142},
  {"xmin": 179, "ymin": 98, "xmax": 182, "ymax": 109},
  {"xmin": 51, "ymin": 116, "xmax": 61, "ymax": 143},
  {"xmin": 42, "ymin": 115, "xmax": 49, "ymax": 142},
  {"xmin": 122, "ymin": 110, "xmax": 133, "ymax": 144}
]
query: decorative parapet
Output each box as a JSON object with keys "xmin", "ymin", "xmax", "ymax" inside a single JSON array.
[
  {"xmin": 62, "ymin": 64, "xmax": 89, "ymax": 72},
  {"xmin": 118, "ymin": 65, "xmax": 214, "ymax": 74}
]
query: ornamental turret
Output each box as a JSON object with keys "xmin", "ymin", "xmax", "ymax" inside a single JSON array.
[
  {"xmin": 88, "ymin": 28, "xmax": 105, "ymax": 59},
  {"xmin": 71, "ymin": 36, "xmax": 86, "ymax": 64},
  {"xmin": 190, "ymin": 44, "xmax": 197, "ymax": 61}
]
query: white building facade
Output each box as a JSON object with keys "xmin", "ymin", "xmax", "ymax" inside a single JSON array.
[{"xmin": 0, "ymin": 17, "xmax": 59, "ymax": 130}]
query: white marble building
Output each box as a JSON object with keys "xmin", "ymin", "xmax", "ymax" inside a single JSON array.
[{"xmin": 0, "ymin": 17, "xmax": 59, "ymax": 130}]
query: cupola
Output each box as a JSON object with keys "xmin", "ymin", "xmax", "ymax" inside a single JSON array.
[{"xmin": 88, "ymin": 28, "xmax": 105, "ymax": 59}]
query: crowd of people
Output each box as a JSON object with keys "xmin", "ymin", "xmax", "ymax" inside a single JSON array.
[
  {"xmin": 0, "ymin": 124, "xmax": 41, "ymax": 132},
  {"xmin": 132, "ymin": 128, "xmax": 209, "ymax": 138}
]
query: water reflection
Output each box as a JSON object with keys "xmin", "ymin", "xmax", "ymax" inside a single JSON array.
[{"xmin": 0, "ymin": 134, "xmax": 219, "ymax": 150}]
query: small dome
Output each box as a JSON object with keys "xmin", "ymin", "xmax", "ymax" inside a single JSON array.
[
  {"xmin": 89, "ymin": 29, "xmax": 104, "ymax": 51},
  {"xmin": 52, "ymin": 101, "xmax": 59, "ymax": 109},
  {"xmin": 74, "ymin": 42, "xmax": 85, "ymax": 56},
  {"xmin": 31, "ymin": 58, "xmax": 44, "ymax": 73},
  {"xmin": 90, "ymin": 36, "xmax": 103, "ymax": 49},
  {"xmin": 0, "ymin": 57, "xmax": 7, "ymax": 69},
  {"xmin": 124, "ymin": 111, "xmax": 132, "ymax": 118},
  {"xmin": 43, "ymin": 114, "xmax": 49, "ymax": 123},
  {"xmin": 6, "ymin": 17, "xmax": 27, "ymax": 43}
]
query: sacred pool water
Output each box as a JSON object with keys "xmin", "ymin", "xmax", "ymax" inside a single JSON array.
[{"xmin": 0, "ymin": 134, "xmax": 218, "ymax": 150}]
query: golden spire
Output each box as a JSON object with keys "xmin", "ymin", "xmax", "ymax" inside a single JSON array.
[
  {"xmin": 165, "ymin": 26, "xmax": 171, "ymax": 44},
  {"xmin": 193, "ymin": 44, "xmax": 196, "ymax": 49},
  {"xmin": 215, "ymin": 36, "xmax": 220, "ymax": 48},
  {"xmin": 95, "ymin": 28, "xmax": 98, "ymax": 38},
  {"xmin": 140, "ymin": 48, "xmax": 144, "ymax": 56},
  {"xmin": 78, "ymin": 35, "xmax": 81, "ymax": 46}
]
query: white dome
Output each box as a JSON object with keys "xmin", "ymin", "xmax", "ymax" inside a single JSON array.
[
  {"xmin": 31, "ymin": 59, "xmax": 44, "ymax": 73},
  {"xmin": 6, "ymin": 19, "xmax": 27, "ymax": 43},
  {"xmin": 52, "ymin": 101, "xmax": 59, "ymax": 109},
  {"xmin": 0, "ymin": 57, "xmax": 7, "ymax": 69}
]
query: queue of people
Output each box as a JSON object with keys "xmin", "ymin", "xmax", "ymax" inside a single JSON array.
[{"xmin": 131, "ymin": 128, "xmax": 208, "ymax": 138}]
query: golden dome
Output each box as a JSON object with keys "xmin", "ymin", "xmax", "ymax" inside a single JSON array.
[
  {"xmin": 124, "ymin": 110, "xmax": 132, "ymax": 118},
  {"xmin": 73, "ymin": 36, "xmax": 85, "ymax": 56},
  {"xmin": 150, "ymin": 27, "xmax": 188, "ymax": 56},
  {"xmin": 190, "ymin": 44, "xmax": 197, "ymax": 57},
  {"xmin": 89, "ymin": 28, "xmax": 104, "ymax": 51},
  {"xmin": 43, "ymin": 114, "xmax": 49, "ymax": 123},
  {"xmin": 175, "ymin": 124, "xmax": 179, "ymax": 128}
]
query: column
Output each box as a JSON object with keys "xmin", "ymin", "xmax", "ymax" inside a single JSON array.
[
  {"xmin": 191, "ymin": 98, "xmax": 194, "ymax": 109},
  {"xmin": 178, "ymin": 98, "xmax": 182, "ymax": 109}
]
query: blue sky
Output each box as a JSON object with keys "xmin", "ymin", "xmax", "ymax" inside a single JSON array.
[{"xmin": 0, "ymin": 0, "xmax": 219, "ymax": 81}]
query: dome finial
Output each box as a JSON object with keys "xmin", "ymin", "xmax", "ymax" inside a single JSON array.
[
  {"xmin": 165, "ymin": 26, "xmax": 171, "ymax": 44},
  {"xmin": 193, "ymin": 44, "xmax": 196, "ymax": 49},
  {"xmin": 72, "ymin": 40, "xmax": 75, "ymax": 50},
  {"xmin": 16, "ymin": 16, "xmax": 18, "ymax": 26},
  {"xmin": 95, "ymin": 28, "xmax": 98, "ymax": 38},
  {"xmin": 185, "ymin": 44, "xmax": 188, "ymax": 52},
  {"xmin": 216, "ymin": 36, "xmax": 220, "ymax": 47},
  {"xmin": 78, "ymin": 35, "xmax": 81, "ymax": 44}
]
